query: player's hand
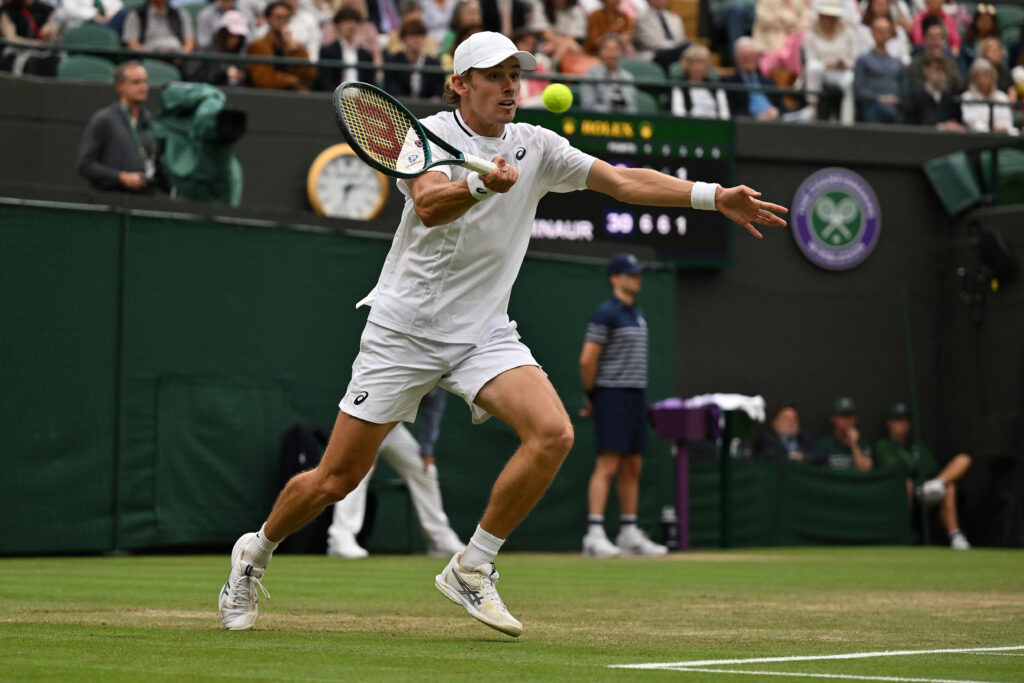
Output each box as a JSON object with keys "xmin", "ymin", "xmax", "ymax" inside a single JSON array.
[
  {"xmin": 480, "ymin": 156, "xmax": 518, "ymax": 193},
  {"xmin": 716, "ymin": 185, "xmax": 788, "ymax": 239},
  {"xmin": 422, "ymin": 455, "xmax": 435, "ymax": 472}
]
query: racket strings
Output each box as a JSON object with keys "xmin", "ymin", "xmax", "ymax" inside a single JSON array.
[{"xmin": 338, "ymin": 88, "xmax": 416, "ymax": 172}]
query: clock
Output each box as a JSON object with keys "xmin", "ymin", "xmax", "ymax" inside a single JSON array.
[{"xmin": 307, "ymin": 144, "xmax": 389, "ymax": 220}]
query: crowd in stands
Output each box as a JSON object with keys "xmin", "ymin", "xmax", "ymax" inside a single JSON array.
[
  {"xmin": 751, "ymin": 397, "xmax": 974, "ymax": 549},
  {"xmin": 2, "ymin": 0, "xmax": 1021, "ymax": 130}
]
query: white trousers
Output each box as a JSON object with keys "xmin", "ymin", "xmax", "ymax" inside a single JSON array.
[
  {"xmin": 327, "ymin": 423, "xmax": 461, "ymax": 548},
  {"xmin": 804, "ymin": 61, "xmax": 855, "ymax": 125}
]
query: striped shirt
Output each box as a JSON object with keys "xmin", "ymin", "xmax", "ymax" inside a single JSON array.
[{"xmin": 585, "ymin": 295, "xmax": 648, "ymax": 389}]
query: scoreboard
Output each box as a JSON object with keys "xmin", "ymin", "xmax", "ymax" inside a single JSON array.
[{"xmin": 516, "ymin": 109, "xmax": 734, "ymax": 267}]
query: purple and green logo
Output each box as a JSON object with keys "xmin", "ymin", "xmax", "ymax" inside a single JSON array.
[{"xmin": 791, "ymin": 167, "xmax": 880, "ymax": 271}]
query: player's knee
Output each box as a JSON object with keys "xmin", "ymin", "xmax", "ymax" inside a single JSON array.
[
  {"xmin": 530, "ymin": 420, "xmax": 574, "ymax": 464},
  {"xmin": 317, "ymin": 469, "xmax": 360, "ymax": 504}
]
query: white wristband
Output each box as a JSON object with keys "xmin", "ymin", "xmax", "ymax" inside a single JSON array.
[
  {"xmin": 466, "ymin": 173, "xmax": 495, "ymax": 201},
  {"xmin": 691, "ymin": 181, "xmax": 720, "ymax": 211}
]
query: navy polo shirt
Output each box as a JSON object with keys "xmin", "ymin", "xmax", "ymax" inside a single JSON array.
[{"xmin": 585, "ymin": 295, "xmax": 648, "ymax": 389}]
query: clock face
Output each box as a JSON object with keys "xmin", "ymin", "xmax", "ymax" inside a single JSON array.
[{"xmin": 308, "ymin": 146, "xmax": 388, "ymax": 220}]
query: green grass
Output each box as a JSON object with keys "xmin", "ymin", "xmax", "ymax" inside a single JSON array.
[{"xmin": 1, "ymin": 548, "xmax": 1022, "ymax": 681}]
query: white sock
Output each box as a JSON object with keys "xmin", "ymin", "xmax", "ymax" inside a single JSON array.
[
  {"xmin": 587, "ymin": 514, "xmax": 605, "ymax": 534},
  {"xmin": 460, "ymin": 525, "xmax": 504, "ymax": 570},
  {"xmin": 245, "ymin": 523, "xmax": 280, "ymax": 567}
]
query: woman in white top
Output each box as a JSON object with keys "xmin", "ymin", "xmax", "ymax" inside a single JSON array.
[
  {"xmin": 804, "ymin": 0, "xmax": 859, "ymax": 124},
  {"xmin": 671, "ymin": 44, "xmax": 731, "ymax": 119},
  {"xmin": 961, "ymin": 57, "xmax": 1019, "ymax": 135}
]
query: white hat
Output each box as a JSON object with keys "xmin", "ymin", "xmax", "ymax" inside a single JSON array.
[
  {"xmin": 452, "ymin": 31, "xmax": 537, "ymax": 75},
  {"xmin": 816, "ymin": 0, "xmax": 844, "ymax": 17},
  {"xmin": 218, "ymin": 9, "xmax": 249, "ymax": 37}
]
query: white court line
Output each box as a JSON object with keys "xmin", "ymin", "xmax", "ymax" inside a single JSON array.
[
  {"xmin": 660, "ymin": 667, "xmax": 1000, "ymax": 683},
  {"xmin": 609, "ymin": 645, "xmax": 1024, "ymax": 669}
]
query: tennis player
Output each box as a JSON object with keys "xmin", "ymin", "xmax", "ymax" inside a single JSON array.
[{"xmin": 219, "ymin": 31, "xmax": 788, "ymax": 637}]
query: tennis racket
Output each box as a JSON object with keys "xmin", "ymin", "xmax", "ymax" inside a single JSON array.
[{"xmin": 333, "ymin": 81, "xmax": 496, "ymax": 179}]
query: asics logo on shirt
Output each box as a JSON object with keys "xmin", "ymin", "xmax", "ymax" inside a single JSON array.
[
  {"xmin": 354, "ymin": 391, "xmax": 369, "ymax": 405},
  {"xmin": 515, "ymin": 146, "xmax": 526, "ymax": 161}
]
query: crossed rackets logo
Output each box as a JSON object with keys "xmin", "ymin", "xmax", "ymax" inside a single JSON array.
[{"xmin": 811, "ymin": 193, "xmax": 861, "ymax": 247}]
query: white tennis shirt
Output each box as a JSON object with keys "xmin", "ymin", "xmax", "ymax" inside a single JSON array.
[{"xmin": 357, "ymin": 109, "xmax": 597, "ymax": 344}]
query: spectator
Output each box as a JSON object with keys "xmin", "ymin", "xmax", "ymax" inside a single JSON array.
[
  {"xmin": 816, "ymin": 396, "xmax": 873, "ymax": 471},
  {"xmin": 122, "ymin": 0, "xmax": 196, "ymax": 54},
  {"xmin": 584, "ymin": 0, "xmax": 634, "ymax": 55},
  {"xmin": 421, "ymin": 0, "xmax": 455, "ymax": 43},
  {"xmin": 958, "ymin": 2, "xmax": 999, "ymax": 74},
  {"xmin": 752, "ymin": 0, "xmax": 810, "ymax": 56},
  {"xmin": 873, "ymin": 401, "xmax": 972, "ymax": 550},
  {"xmin": 978, "ymin": 37, "xmax": 1014, "ymax": 98},
  {"xmin": 961, "ymin": 57, "xmax": 1019, "ymax": 134},
  {"xmin": 186, "ymin": 10, "xmax": 250, "ymax": 85},
  {"xmin": 1013, "ymin": 45, "xmax": 1024, "ymax": 100},
  {"xmin": 77, "ymin": 61, "xmax": 171, "ymax": 194},
  {"xmin": 543, "ymin": 0, "xmax": 587, "ymax": 44},
  {"xmin": 317, "ymin": 6, "xmax": 376, "ymax": 91},
  {"xmin": 633, "ymin": 0, "xmax": 688, "ymax": 70},
  {"xmin": 335, "ymin": 0, "xmax": 386, "ymax": 66},
  {"xmin": 723, "ymin": 36, "xmax": 783, "ymax": 119},
  {"xmin": 384, "ymin": 18, "xmax": 444, "ymax": 97},
  {"xmin": 0, "ymin": 0, "xmax": 59, "ymax": 76},
  {"xmin": 366, "ymin": 0, "xmax": 403, "ymax": 35},
  {"xmin": 908, "ymin": 17, "xmax": 963, "ymax": 91},
  {"xmin": 753, "ymin": 402, "xmax": 823, "ymax": 463},
  {"xmin": 905, "ymin": 54, "xmax": 965, "ymax": 129},
  {"xmin": 671, "ymin": 43, "xmax": 730, "ymax": 118},
  {"xmin": 580, "ymin": 32, "xmax": 636, "ymax": 112},
  {"xmin": 803, "ymin": 0, "xmax": 858, "ymax": 124},
  {"xmin": 247, "ymin": 0, "xmax": 317, "ymax": 90},
  {"xmin": 439, "ymin": 0, "xmax": 481, "ymax": 53},
  {"xmin": 58, "ymin": 0, "xmax": 124, "ymax": 29},
  {"xmin": 479, "ymin": 0, "xmax": 531, "ymax": 37},
  {"xmin": 385, "ymin": 0, "xmax": 441, "ymax": 55},
  {"xmin": 195, "ymin": 0, "xmax": 256, "ymax": 50},
  {"xmin": 707, "ymin": 0, "xmax": 756, "ymax": 67},
  {"xmin": 325, "ymin": 423, "xmax": 465, "ymax": 559},
  {"xmin": 854, "ymin": 15, "xmax": 906, "ymax": 122},
  {"xmin": 911, "ymin": 0, "xmax": 959, "ymax": 54},
  {"xmin": 281, "ymin": 0, "xmax": 322, "ymax": 63},
  {"xmin": 580, "ymin": 253, "xmax": 668, "ymax": 558},
  {"xmin": 856, "ymin": 0, "xmax": 911, "ymax": 65}
]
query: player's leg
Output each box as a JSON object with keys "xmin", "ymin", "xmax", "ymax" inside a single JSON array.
[
  {"xmin": 583, "ymin": 452, "xmax": 624, "ymax": 556},
  {"xmin": 380, "ymin": 423, "xmax": 464, "ymax": 556},
  {"xmin": 219, "ymin": 413, "xmax": 394, "ymax": 630},
  {"xmin": 472, "ymin": 365, "xmax": 573, "ymax": 538},
  {"xmin": 434, "ymin": 364, "xmax": 571, "ymax": 637}
]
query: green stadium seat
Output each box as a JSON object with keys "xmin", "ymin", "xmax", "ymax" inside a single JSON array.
[
  {"xmin": 620, "ymin": 58, "xmax": 667, "ymax": 84},
  {"xmin": 62, "ymin": 23, "xmax": 121, "ymax": 52},
  {"xmin": 979, "ymin": 147, "xmax": 1024, "ymax": 206},
  {"xmin": 56, "ymin": 54, "xmax": 117, "ymax": 83},
  {"xmin": 995, "ymin": 3, "xmax": 1024, "ymax": 43},
  {"xmin": 141, "ymin": 58, "xmax": 182, "ymax": 86},
  {"xmin": 634, "ymin": 90, "xmax": 661, "ymax": 114}
]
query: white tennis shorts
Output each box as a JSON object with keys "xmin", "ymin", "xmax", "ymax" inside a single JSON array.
[{"xmin": 338, "ymin": 321, "xmax": 540, "ymax": 424}]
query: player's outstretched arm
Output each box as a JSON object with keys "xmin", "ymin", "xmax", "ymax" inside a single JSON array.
[
  {"xmin": 409, "ymin": 156, "xmax": 519, "ymax": 227},
  {"xmin": 585, "ymin": 160, "xmax": 788, "ymax": 239}
]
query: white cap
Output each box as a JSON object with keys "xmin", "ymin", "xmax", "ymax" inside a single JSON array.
[
  {"xmin": 452, "ymin": 31, "xmax": 537, "ymax": 75},
  {"xmin": 816, "ymin": 0, "xmax": 844, "ymax": 17}
]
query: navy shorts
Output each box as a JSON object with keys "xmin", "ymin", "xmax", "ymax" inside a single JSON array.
[{"xmin": 592, "ymin": 387, "xmax": 648, "ymax": 456}]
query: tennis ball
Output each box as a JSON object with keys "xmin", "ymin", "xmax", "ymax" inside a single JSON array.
[{"xmin": 542, "ymin": 83, "xmax": 573, "ymax": 114}]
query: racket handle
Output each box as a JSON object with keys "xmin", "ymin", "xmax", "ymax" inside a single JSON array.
[{"xmin": 463, "ymin": 154, "xmax": 497, "ymax": 176}]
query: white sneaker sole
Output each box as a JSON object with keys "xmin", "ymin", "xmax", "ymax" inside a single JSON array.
[
  {"xmin": 218, "ymin": 533, "xmax": 257, "ymax": 631},
  {"xmin": 434, "ymin": 571, "xmax": 522, "ymax": 637}
]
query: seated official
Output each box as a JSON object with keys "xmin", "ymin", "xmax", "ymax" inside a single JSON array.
[{"xmin": 753, "ymin": 402, "xmax": 823, "ymax": 464}]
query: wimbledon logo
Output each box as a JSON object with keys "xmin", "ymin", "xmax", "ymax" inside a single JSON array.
[{"xmin": 791, "ymin": 167, "xmax": 880, "ymax": 271}]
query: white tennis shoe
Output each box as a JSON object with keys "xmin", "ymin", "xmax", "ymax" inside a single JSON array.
[
  {"xmin": 435, "ymin": 552, "xmax": 522, "ymax": 637},
  {"xmin": 582, "ymin": 530, "xmax": 621, "ymax": 557},
  {"xmin": 617, "ymin": 527, "xmax": 669, "ymax": 556},
  {"xmin": 327, "ymin": 530, "xmax": 369, "ymax": 559},
  {"xmin": 950, "ymin": 531, "xmax": 971, "ymax": 550},
  {"xmin": 218, "ymin": 533, "xmax": 270, "ymax": 631}
]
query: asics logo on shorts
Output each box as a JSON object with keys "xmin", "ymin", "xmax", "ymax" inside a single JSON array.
[{"xmin": 354, "ymin": 391, "xmax": 369, "ymax": 405}]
